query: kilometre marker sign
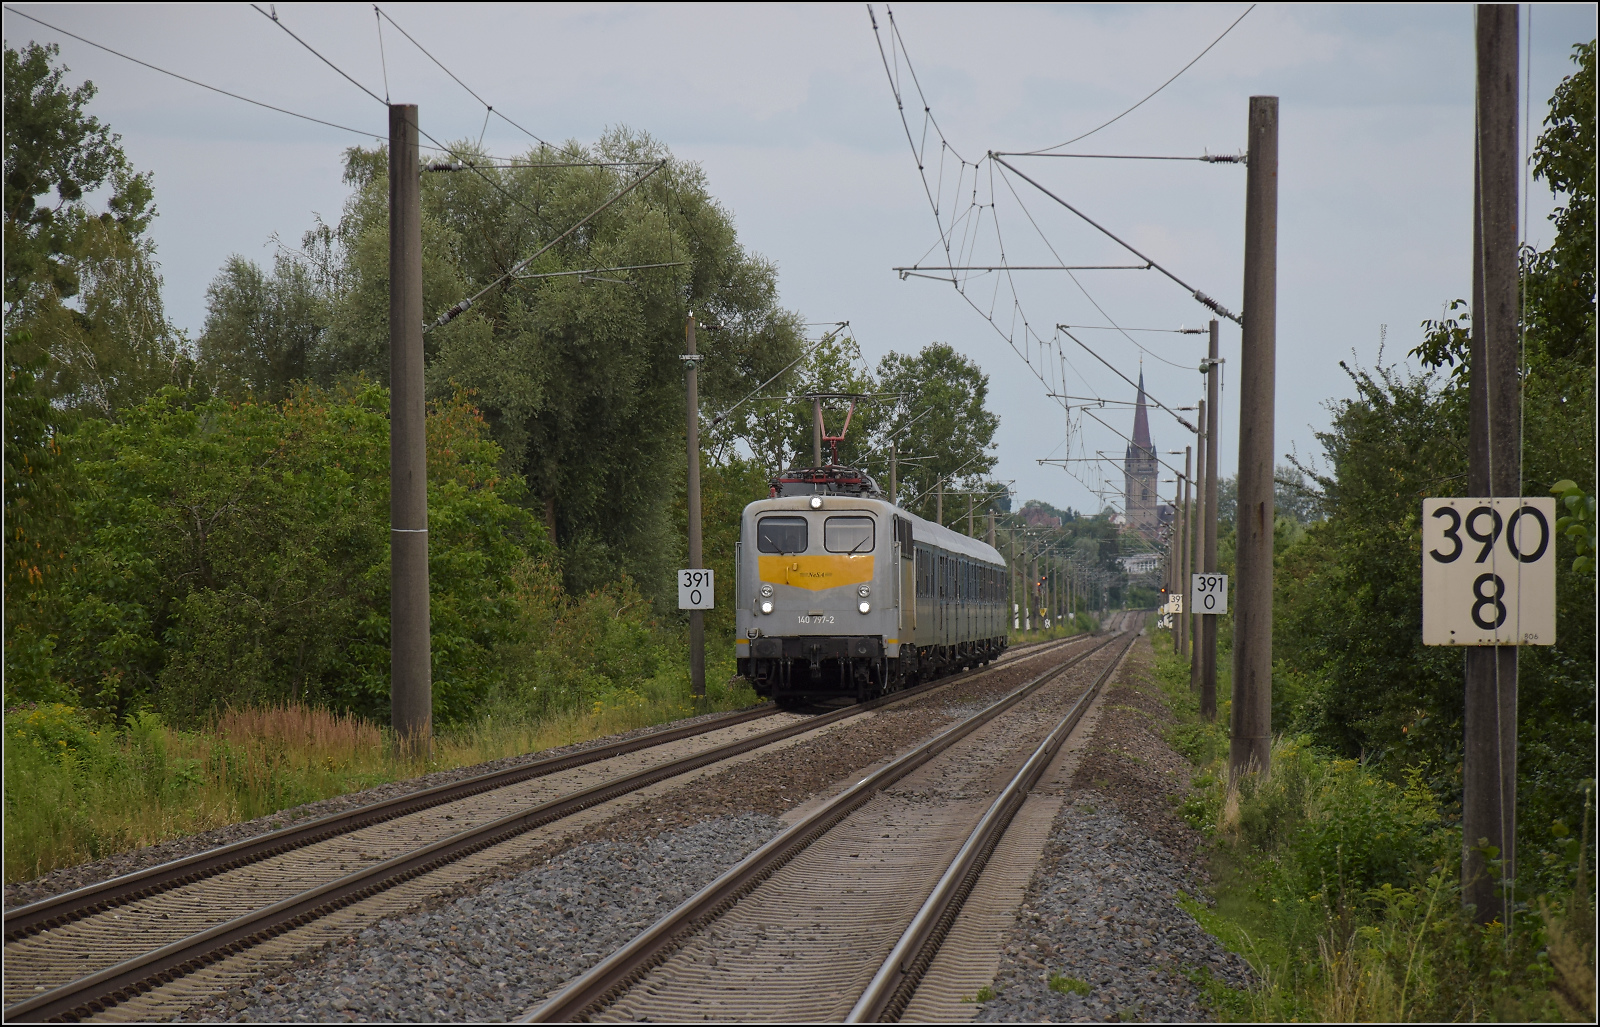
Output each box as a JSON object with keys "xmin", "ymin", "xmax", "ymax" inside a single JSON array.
[
  {"xmin": 1422, "ymin": 497, "xmax": 1555, "ymax": 645},
  {"xmin": 678, "ymin": 569, "xmax": 715, "ymax": 611},
  {"xmin": 1192, "ymin": 573, "xmax": 1227, "ymax": 615}
]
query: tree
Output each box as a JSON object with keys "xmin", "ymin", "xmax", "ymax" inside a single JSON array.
[
  {"xmin": 1525, "ymin": 40, "xmax": 1595, "ymax": 369},
  {"xmin": 204, "ymin": 131, "xmax": 807, "ymax": 603},
  {"xmin": 198, "ymin": 252, "xmax": 329, "ymax": 402},
  {"xmin": 1276, "ymin": 41, "xmax": 1596, "ymax": 884},
  {"xmin": 3, "ymin": 42, "xmax": 187, "ymax": 420},
  {"xmin": 874, "ymin": 343, "xmax": 1000, "ymax": 524},
  {"xmin": 733, "ymin": 330, "xmax": 880, "ymax": 473},
  {"xmin": 8, "ymin": 383, "xmax": 547, "ymax": 724}
]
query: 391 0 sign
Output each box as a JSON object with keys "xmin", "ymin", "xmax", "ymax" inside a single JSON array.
[
  {"xmin": 1421, "ymin": 497, "xmax": 1555, "ymax": 646},
  {"xmin": 677, "ymin": 569, "xmax": 715, "ymax": 611}
]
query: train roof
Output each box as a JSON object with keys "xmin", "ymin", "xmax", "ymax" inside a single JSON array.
[{"xmin": 743, "ymin": 494, "xmax": 1006, "ymax": 567}]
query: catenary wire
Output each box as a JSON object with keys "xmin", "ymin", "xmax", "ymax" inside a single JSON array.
[
  {"xmin": 1060, "ymin": 328, "xmax": 1198, "ymax": 432},
  {"xmin": 1019, "ymin": 4, "xmax": 1256, "ymax": 154},
  {"xmin": 869, "ymin": 1, "xmax": 1222, "ymax": 515},
  {"xmin": 374, "ymin": 5, "xmax": 552, "ymax": 148},
  {"xmin": 991, "ymin": 163, "xmax": 1198, "ymax": 371},
  {"xmin": 992, "ymin": 155, "xmax": 1240, "ymax": 324},
  {"xmin": 374, "ymin": 5, "xmax": 390, "ymax": 102},
  {"xmin": 251, "ymin": 4, "xmax": 387, "ymax": 106},
  {"xmin": 2, "ymin": 6, "xmax": 383, "ymax": 141},
  {"xmin": 427, "ymin": 160, "xmax": 667, "ymax": 332}
]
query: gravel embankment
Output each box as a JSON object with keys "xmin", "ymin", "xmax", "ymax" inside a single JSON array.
[
  {"xmin": 4, "ymin": 706, "xmax": 763, "ymax": 910},
  {"xmin": 976, "ymin": 638, "xmax": 1252, "ymax": 1022},
  {"xmin": 180, "ymin": 813, "xmax": 786, "ymax": 1023},
  {"xmin": 16, "ymin": 644, "xmax": 1106, "ymax": 1025},
  {"xmin": 566, "ymin": 645, "xmax": 1099, "ymax": 844}
]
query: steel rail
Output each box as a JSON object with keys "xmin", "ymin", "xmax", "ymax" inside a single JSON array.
[
  {"xmin": 519, "ymin": 629, "xmax": 1129, "ymax": 1023},
  {"xmin": 6, "ymin": 632, "xmax": 1064, "ymax": 941},
  {"xmin": 5, "ymin": 634, "xmax": 1091, "ymax": 1023},
  {"xmin": 847, "ymin": 622, "xmax": 1140, "ymax": 1022},
  {"xmin": 3, "ymin": 703, "xmax": 782, "ymax": 942}
]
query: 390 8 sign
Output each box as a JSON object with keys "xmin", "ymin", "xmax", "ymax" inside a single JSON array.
[{"xmin": 1421, "ymin": 497, "xmax": 1555, "ymax": 646}]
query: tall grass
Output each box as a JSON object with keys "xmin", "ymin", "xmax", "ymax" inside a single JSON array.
[
  {"xmin": 1145, "ymin": 623, "xmax": 1593, "ymax": 1022},
  {"xmin": 5, "ymin": 668, "xmax": 757, "ymax": 884},
  {"xmin": 5, "ymin": 553, "xmax": 768, "ymax": 885}
]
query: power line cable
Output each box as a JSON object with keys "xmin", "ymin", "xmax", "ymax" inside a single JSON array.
[
  {"xmin": 247, "ymin": 7, "xmax": 681, "ymax": 341},
  {"xmin": 1078, "ymin": 406, "xmax": 1186, "ymax": 479},
  {"xmin": 426, "ymin": 159, "xmax": 661, "ymax": 170},
  {"xmin": 373, "ymin": 5, "xmax": 552, "ymax": 148},
  {"xmin": 248, "ymin": 4, "xmax": 561, "ymax": 228},
  {"xmin": 989, "ymin": 163, "xmax": 1196, "ymax": 371},
  {"xmin": 2, "ymin": 5, "xmax": 383, "ymax": 141},
  {"xmin": 992, "ymin": 155, "xmax": 1240, "ymax": 324},
  {"xmin": 374, "ymin": 6, "xmax": 391, "ymax": 102},
  {"xmin": 428, "ymin": 160, "xmax": 667, "ymax": 331},
  {"xmin": 1020, "ymin": 4, "xmax": 1256, "ymax": 154},
  {"xmin": 868, "ymin": 1, "xmax": 1214, "ymax": 512},
  {"xmin": 1059, "ymin": 327, "xmax": 1198, "ymax": 432},
  {"xmin": 251, "ymin": 4, "xmax": 387, "ymax": 106},
  {"xmin": 996, "ymin": 151, "xmax": 1247, "ymax": 162},
  {"xmin": 248, "ymin": 3, "xmax": 655, "ymax": 262},
  {"xmin": 1059, "ymin": 324, "xmax": 1208, "ymax": 335}
]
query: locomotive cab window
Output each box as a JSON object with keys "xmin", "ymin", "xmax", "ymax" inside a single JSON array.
[
  {"xmin": 824, "ymin": 516, "xmax": 875, "ymax": 554},
  {"xmin": 756, "ymin": 516, "xmax": 808, "ymax": 554}
]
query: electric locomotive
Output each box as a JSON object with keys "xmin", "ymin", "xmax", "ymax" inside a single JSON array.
[{"xmin": 735, "ymin": 465, "xmax": 1008, "ymax": 705}]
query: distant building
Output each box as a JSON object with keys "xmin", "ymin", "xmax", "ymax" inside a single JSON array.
[
  {"xmin": 1123, "ymin": 372, "xmax": 1159, "ymax": 541},
  {"xmin": 1021, "ymin": 507, "xmax": 1062, "ymax": 529},
  {"xmin": 1118, "ymin": 552, "xmax": 1160, "ymax": 575}
]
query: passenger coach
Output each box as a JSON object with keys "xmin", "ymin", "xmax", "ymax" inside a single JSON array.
[{"xmin": 735, "ymin": 466, "xmax": 1008, "ymax": 705}]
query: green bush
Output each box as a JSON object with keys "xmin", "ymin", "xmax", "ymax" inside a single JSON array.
[
  {"xmin": 1148, "ymin": 633, "xmax": 1582, "ymax": 1022},
  {"xmin": 5, "ymin": 382, "xmax": 550, "ymax": 727}
]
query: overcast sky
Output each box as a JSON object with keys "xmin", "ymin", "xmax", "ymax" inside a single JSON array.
[{"xmin": 6, "ymin": 3, "xmax": 1592, "ymax": 514}]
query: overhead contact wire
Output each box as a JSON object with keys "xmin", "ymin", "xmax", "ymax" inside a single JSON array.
[
  {"xmin": 2, "ymin": 6, "xmax": 382, "ymax": 140},
  {"xmin": 1019, "ymin": 3, "xmax": 1257, "ymax": 154}
]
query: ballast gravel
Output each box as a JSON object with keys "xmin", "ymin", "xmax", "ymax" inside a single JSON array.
[
  {"xmin": 181, "ymin": 813, "xmax": 786, "ymax": 1023},
  {"xmin": 4, "ymin": 705, "xmax": 765, "ymax": 910},
  {"xmin": 974, "ymin": 637, "xmax": 1252, "ymax": 1022},
  {"xmin": 974, "ymin": 794, "xmax": 1250, "ymax": 1023}
]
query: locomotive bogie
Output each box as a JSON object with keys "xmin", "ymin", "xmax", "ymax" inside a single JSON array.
[{"xmin": 735, "ymin": 490, "xmax": 1007, "ymax": 705}]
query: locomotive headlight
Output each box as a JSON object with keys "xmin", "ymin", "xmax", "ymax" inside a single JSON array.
[
  {"xmin": 809, "ymin": 496, "xmax": 823, "ymax": 509},
  {"xmin": 760, "ymin": 600, "xmax": 774, "ymax": 615},
  {"xmin": 858, "ymin": 585, "xmax": 870, "ymax": 598},
  {"xmin": 760, "ymin": 584, "xmax": 775, "ymax": 597},
  {"xmin": 858, "ymin": 601, "xmax": 871, "ymax": 615}
]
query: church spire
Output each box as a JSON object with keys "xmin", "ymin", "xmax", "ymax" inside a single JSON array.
[{"xmin": 1132, "ymin": 370, "xmax": 1152, "ymax": 449}]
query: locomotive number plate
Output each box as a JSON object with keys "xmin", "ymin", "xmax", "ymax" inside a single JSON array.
[{"xmin": 797, "ymin": 614, "xmax": 836, "ymax": 625}]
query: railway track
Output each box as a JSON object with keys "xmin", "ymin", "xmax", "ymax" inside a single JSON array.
[
  {"xmin": 523, "ymin": 615, "xmax": 1139, "ymax": 1023},
  {"xmin": 3, "ymin": 629, "xmax": 1098, "ymax": 1023}
]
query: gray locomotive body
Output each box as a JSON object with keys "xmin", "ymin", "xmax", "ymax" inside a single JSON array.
[{"xmin": 735, "ymin": 467, "xmax": 1008, "ymax": 705}]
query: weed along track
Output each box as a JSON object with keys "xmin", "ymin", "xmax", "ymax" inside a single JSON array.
[
  {"xmin": 2, "ymin": 632, "xmax": 1095, "ymax": 1023},
  {"xmin": 524, "ymin": 616, "xmax": 1138, "ymax": 1024}
]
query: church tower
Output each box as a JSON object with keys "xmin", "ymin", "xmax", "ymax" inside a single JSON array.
[{"xmin": 1124, "ymin": 372, "xmax": 1158, "ymax": 539}]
